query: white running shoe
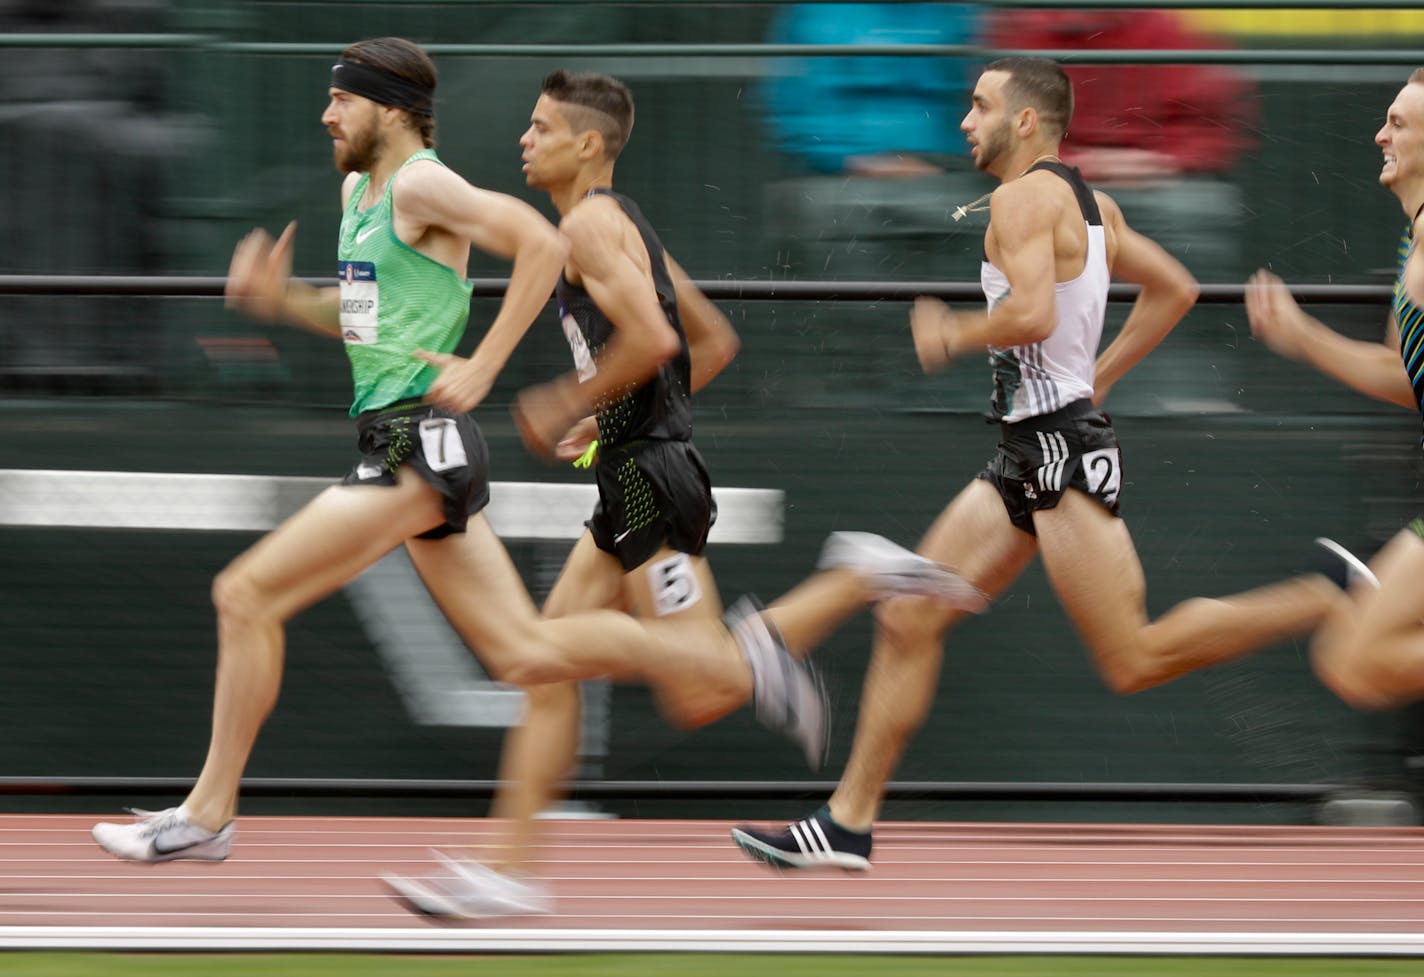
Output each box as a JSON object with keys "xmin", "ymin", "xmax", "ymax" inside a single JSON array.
[
  {"xmin": 818, "ymin": 531, "xmax": 989, "ymax": 611},
  {"xmin": 727, "ymin": 596, "xmax": 830, "ymax": 771},
  {"xmin": 91, "ymin": 806, "xmax": 233, "ymax": 863},
  {"xmin": 382, "ymin": 851, "xmax": 553, "ymax": 920}
]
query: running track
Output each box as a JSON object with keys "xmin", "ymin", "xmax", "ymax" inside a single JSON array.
[{"xmin": 3, "ymin": 814, "xmax": 1424, "ymax": 955}]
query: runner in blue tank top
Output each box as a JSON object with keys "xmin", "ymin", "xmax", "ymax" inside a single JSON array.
[{"xmin": 1246, "ymin": 67, "xmax": 1424, "ymax": 709}]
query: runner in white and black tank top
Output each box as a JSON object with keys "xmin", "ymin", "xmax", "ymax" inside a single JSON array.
[
  {"xmin": 976, "ymin": 161, "xmax": 1124, "ymax": 535},
  {"xmin": 983, "ymin": 160, "xmax": 1110, "ymax": 423}
]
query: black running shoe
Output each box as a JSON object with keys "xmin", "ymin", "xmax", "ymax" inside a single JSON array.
[
  {"xmin": 1315, "ymin": 537, "xmax": 1379, "ymax": 591},
  {"xmin": 731, "ymin": 806, "xmax": 872, "ymax": 871}
]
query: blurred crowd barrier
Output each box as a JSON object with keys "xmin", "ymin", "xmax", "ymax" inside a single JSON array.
[{"xmin": 2, "ymin": 1, "xmax": 1422, "ymax": 411}]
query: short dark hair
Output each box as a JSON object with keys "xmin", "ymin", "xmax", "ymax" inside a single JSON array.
[
  {"xmin": 541, "ymin": 70, "xmax": 635, "ymax": 159},
  {"xmin": 341, "ymin": 37, "xmax": 438, "ymax": 148},
  {"xmin": 984, "ymin": 56, "xmax": 1073, "ymax": 137}
]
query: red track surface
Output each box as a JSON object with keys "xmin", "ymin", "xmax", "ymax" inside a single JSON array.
[{"xmin": 2, "ymin": 814, "xmax": 1424, "ymax": 953}]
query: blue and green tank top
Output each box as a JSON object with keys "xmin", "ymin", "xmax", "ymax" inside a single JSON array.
[{"xmin": 1392, "ymin": 225, "xmax": 1424, "ymax": 439}]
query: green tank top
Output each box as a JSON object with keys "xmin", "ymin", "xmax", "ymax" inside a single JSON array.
[{"xmin": 337, "ymin": 148, "xmax": 474, "ymax": 415}]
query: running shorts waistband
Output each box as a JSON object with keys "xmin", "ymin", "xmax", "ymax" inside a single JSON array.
[{"xmin": 996, "ymin": 398, "xmax": 1103, "ymax": 434}]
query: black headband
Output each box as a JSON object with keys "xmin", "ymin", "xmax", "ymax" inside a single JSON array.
[{"xmin": 331, "ymin": 60, "xmax": 434, "ymax": 117}]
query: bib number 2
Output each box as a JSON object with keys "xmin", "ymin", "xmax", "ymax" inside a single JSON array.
[{"xmin": 1082, "ymin": 447, "xmax": 1122, "ymax": 506}]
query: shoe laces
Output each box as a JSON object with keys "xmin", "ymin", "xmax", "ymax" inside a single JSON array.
[{"xmin": 124, "ymin": 806, "xmax": 186, "ymax": 838}]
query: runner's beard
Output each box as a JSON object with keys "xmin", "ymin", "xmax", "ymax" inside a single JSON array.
[
  {"xmin": 974, "ymin": 118, "xmax": 1013, "ymax": 173},
  {"xmin": 335, "ymin": 125, "xmax": 381, "ymax": 174}
]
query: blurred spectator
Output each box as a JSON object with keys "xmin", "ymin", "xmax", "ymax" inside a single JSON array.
[
  {"xmin": 0, "ymin": 0, "xmax": 208, "ymax": 394},
  {"xmin": 762, "ymin": 2, "xmax": 980, "ymax": 180},
  {"xmin": 983, "ymin": 8, "xmax": 1258, "ymax": 283},
  {"xmin": 757, "ymin": 3, "xmax": 988, "ymax": 406}
]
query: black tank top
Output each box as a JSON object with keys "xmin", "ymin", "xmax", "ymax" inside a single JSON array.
[{"xmin": 554, "ymin": 189, "xmax": 693, "ymax": 447}]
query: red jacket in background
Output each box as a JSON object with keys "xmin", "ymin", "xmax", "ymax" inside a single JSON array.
[{"xmin": 985, "ymin": 10, "xmax": 1258, "ymax": 177}]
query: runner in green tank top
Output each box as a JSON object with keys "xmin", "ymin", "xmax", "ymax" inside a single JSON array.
[
  {"xmin": 338, "ymin": 147, "xmax": 474, "ymax": 414},
  {"xmin": 1246, "ymin": 67, "xmax": 1424, "ymax": 709},
  {"xmin": 92, "ymin": 38, "xmax": 894, "ymax": 878}
]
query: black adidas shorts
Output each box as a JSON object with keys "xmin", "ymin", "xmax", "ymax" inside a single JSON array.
[
  {"xmin": 588, "ymin": 438, "xmax": 717, "ymax": 572},
  {"xmin": 979, "ymin": 398, "xmax": 1123, "ymax": 535},
  {"xmin": 344, "ymin": 398, "xmax": 491, "ymax": 540}
]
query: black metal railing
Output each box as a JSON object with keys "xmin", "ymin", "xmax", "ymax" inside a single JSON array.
[{"xmin": 0, "ymin": 275, "xmax": 1393, "ymax": 305}]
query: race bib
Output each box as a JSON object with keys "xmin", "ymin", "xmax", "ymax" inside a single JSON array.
[
  {"xmin": 419, "ymin": 417, "xmax": 468, "ymax": 473},
  {"xmin": 645, "ymin": 552, "xmax": 703, "ymax": 616},
  {"xmin": 338, "ymin": 260, "xmax": 379, "ymax": 344},
  {"xmin": 560, "ymin": 305, "xmax": 597, "ymax": 381},
  {"xmin": 1082, "ymin": 446, "xmax": 1122, "ymax": 506}
]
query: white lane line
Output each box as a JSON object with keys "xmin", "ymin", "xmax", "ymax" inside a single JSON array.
[{"xmin": 2, "ymin": 927, "xmax": 1424, "ymax": 955}]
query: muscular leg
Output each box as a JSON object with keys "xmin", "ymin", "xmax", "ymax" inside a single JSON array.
[
  {"xmin": 1033, "ymin": 489, "xmax": 1340, "ymax": 695},
  {"xmin": 396, "ymin": 532, "xmax": 747, "ymax": 915},
  {"xmin": 1313, "ymin": 527, "xmax": 1424, "ymax": 709},
  {"xmin": 465, "ymin": 535, "xmax": 738, "ymax": 873},
  {"xmin": 185, "ymin": 466, "xmax": 448, "ymax": 830},
  {"xmin": 828, "ymin": 479, "xmax": 1038, "ymax": 829},
  {"xmin": 487, "ymin": 534, "xmax": 624, "ymax": 873},
  {"xmin": 621, "ymin": 546, "xmax": 745, "ymax": 729},
  {"xmin": 764, "ymin": 570, "xmax": 892, "ymax": 659},
  {"xmin": 411, "ymin": 525, "xmax": 747, "ymax": 699}
]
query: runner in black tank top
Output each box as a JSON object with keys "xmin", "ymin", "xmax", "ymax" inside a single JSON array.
[
  {"xmin": 442, "ymin": 69, "xmax": 980, "ymax": 918},
  {"xmin": 556, "ymin": 188, "xmax": 693, "ymax": 447},
  {"xmin": 549, "ymin": 186, "xmax": 719, "ymax": 586}
]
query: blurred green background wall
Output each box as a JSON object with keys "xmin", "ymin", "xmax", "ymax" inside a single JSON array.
[{"xmin": 3, "ymin": 1, "xmax": 1424, "ymax": 825}]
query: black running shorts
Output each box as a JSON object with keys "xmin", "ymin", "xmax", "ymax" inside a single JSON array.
[
  {"xmin": 344, "ymin": 398, "xmax": 491, "ymax": 540},
  {"xmin": 587, "ymin": 438, "xmax": 717, "ymax": 571},
  {"xmin": 979, "ymin": 398, "xmax": 1123, "ymax": 535}
]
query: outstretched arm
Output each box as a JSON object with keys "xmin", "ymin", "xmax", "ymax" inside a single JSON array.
[
  {"xmin": 1246, "ymin": 270, "xmax": 1415, "ymax": 409},
  {"xmin": 1092, "ymin": 194, "xmax": 1199, "ymax": 404},
  {"xmin": 225, "ymin": 221, "xmax": 341, "ymax": 336}
]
